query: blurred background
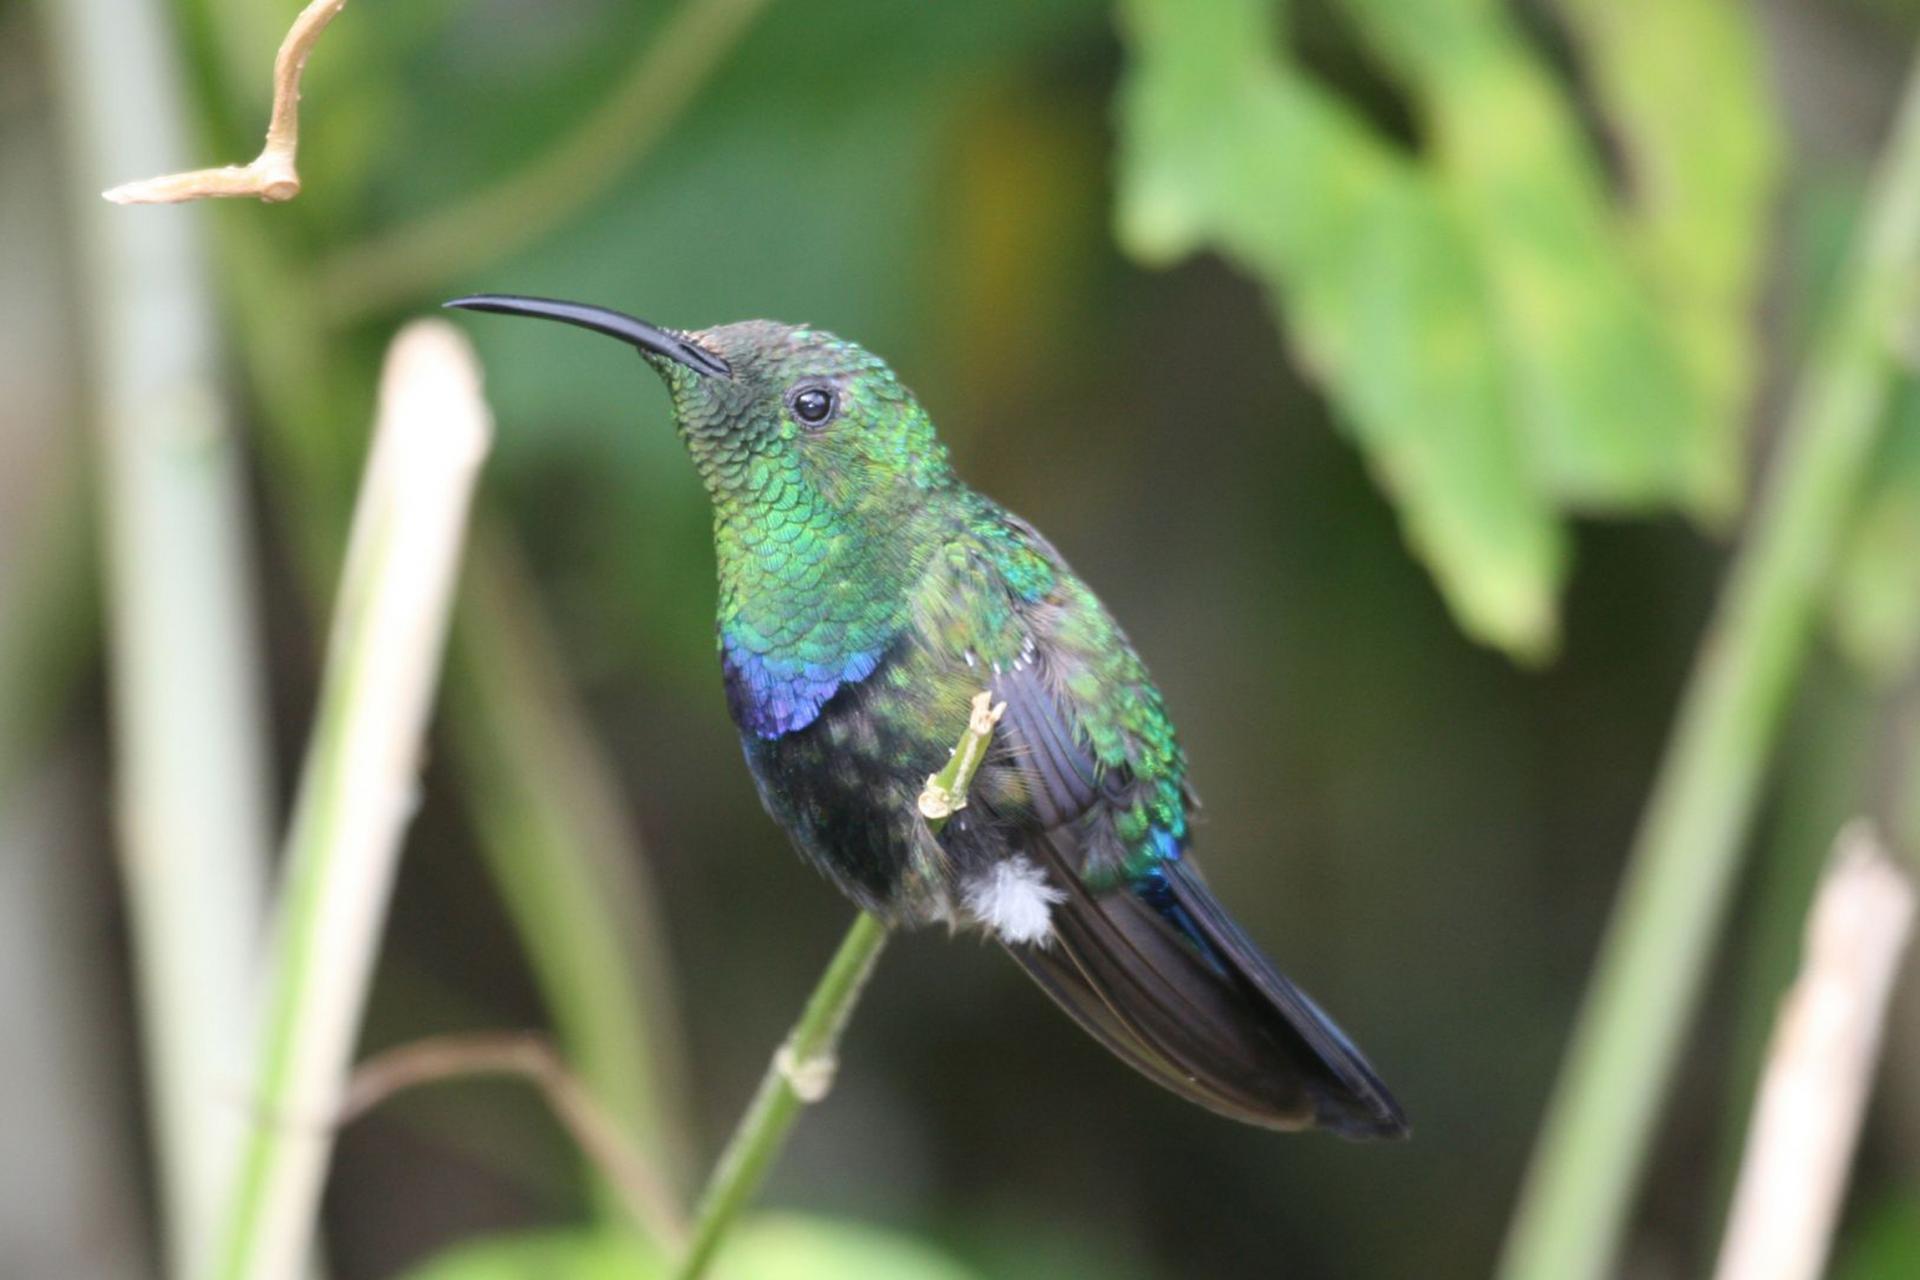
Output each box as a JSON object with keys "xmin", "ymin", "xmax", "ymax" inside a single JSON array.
[{"xmin": 4, "ymin": 0, "xmax": 1920, "ymax": 1277}]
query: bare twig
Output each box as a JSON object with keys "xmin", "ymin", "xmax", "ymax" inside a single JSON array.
[
  {"xmin": 342, "ymin": 1032, "xmax": 686, "ymax": 1248},
  {"xmin": 1713, "ymin": 824, "xmax": 1915, "ymax": 1280},
  {"xmin": 104, "ymin": 0, "xmax": 345, "ymax": 205}
]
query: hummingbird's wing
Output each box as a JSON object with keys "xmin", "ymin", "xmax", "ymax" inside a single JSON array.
[
  {"xmin": 988, "ymin": 659, "xmax": 1103, "ymax": 829},
  {"xmin": 982, "ymin": 644, "xmax": 1406, "ymax": 1136},
  {"xmin": 1011, "ymin": 913, "xmax": 1293, "ymax": 1126},
  {"xmin": 943, "ymin": 502, "xmax": 1405, "ymax": 1135},
  {"xmin": 1015, "ymin": 829, "xmax": 1409, "ymax": 1138}
]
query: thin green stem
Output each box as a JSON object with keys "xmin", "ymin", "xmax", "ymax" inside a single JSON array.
[
  {"xmin": 1497, "ymin": 52, "xmax": 1920, "ymax": 1280},
  {"xmin": 672, "ymin": 693, "xmax": 1007, "ymax": 1280},
  {"xmin": 313, "ymin": 0, "xmax": 774, "ymax": 324},
  {"xmin": 674, "ymin": 912, "xmax": 890, "ymax": 1280}
]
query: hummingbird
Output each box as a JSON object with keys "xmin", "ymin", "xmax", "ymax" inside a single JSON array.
[{"xmin": 447, "ymin": 294, "xmax": 1408, "ymax": 1138}]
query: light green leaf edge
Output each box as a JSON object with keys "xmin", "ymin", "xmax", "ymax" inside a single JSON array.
[
  {"xmin": 1113, "ymin": 0, "xmax": 1781, "ymax": 658},
  {"xmin": 1337, "ymin": 0, "xmax": 1723, "ymax": 516},
  {"xmin": 1557, "ymin": 0, "xmax": 1783, "ymax": 519},
  {"xmin": 1115, "ymin": 0, "xmax": 1563, "ymax": 657}
]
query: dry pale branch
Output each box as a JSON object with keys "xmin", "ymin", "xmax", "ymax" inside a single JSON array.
[
  {"xmin": 103, "ymin": 0, "xmax": 346, "ymax": 204},
  {"xmin": 1713, "ymin": 823, "xmax": 1916, "ymax": 1280},
  {"xmin": 343, "ymin": 1032, "xmax": 686, "ymax": 1248}
]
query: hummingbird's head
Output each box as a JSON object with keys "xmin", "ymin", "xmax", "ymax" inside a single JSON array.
[{"xmin": 444, "ymin": 295, "xmax": 953, "ymax": 523}]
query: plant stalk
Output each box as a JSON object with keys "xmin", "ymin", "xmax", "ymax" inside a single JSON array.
[
  {"xmin": 1498, "ymin": 52, "xmax": 1920, "ymax": 1280},
  {"xmin": 212, "ymin": 321, "xmax": 491, "ymax": 1280},
  {"xmin": 213, "ymin": 210, "xmax": 696, "ymax": 1228},
  {"xmin": 672, "ymin": 692, "xmax": 1007, "ymax": 1280},
  {"xmin": 1710, "ymin": 825, "xmax": 1914, "ymax": 1280},
  {"xmin": 36, "ymin": 1, "xmax": 276, "ymax": 1273},
  {"xmin": 674, "ymin": 911, "xmax": 890, "ymax": 1280}
]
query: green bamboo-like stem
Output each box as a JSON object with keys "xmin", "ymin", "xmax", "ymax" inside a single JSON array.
[
  {"xmin": 182, "ymin": 0, "xmax": 773, "ymax": 1197},
  {"xmin": 213, "ymin": 321, "xmax": 492, "ymax": 1280},
  {"xmin": 313, "ymin": 0, "xmax": 775, "ymax": 323},
  {"xmin": 37, "ymin": 2, "xmax": 276, "ymax": 1274},
  {"xmin": 672, "ymin": 692, "xmax": 1007, "ymax": 1280},
  {"xmin": 211, "ymin": 212, "xmax": 696, "ymax": 1223},
  {"xmin": 1498, "ymin": 53, "xmax": 1920, "ymax": 1280}
]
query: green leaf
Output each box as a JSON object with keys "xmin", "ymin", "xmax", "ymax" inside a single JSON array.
[
  {"xmin": 398, "ymin": 1216, "xmax": 983, "ymax": 1280},
  {"xmin": 1113, "ymin": 0, "xmax": 1780, "ymax": 658},
  {"xmin": 1831, "ymin": 380, "xmax": 1920, "ymax": 682},
  {"xmin": 1557, "ymin": 0, "xmax": 1782, "ymax": 494},
  {"xmin": 1337, "ymin": 0, "xmax": 1719, "ymax": 514},
  {"xmin": 1117, "ymin": 0, "xmax": 1562, "ymax": 655}
]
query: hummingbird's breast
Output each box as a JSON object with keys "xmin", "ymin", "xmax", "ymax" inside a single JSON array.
[{"xmin": 735, "ymin": 629, "xmax": 987, "ymax": 920}]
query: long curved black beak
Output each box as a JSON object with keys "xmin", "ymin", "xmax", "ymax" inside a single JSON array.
[{"xmin": 444, "ymin": 294, "xmax": 730, "ymax": 378}]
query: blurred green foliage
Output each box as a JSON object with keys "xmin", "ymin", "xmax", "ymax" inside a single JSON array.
[
  {"xmin": 1783, "ymin": 168, "xmax": 1920, "ymax": 687},
  {"xmin": 1839, "ymin": 1190, "xmax": 1920, "ymax": 1278},
  {"xmin": 12, "ymin": 0, "xmax": 1920, "ymax": 1276},
  {"xmin": 1834, "ymin": 386, "xmax": 1920, "ymax": 680},
  {"xmin": 401, "ymin": 1216, "xmax": 982, "ymax": 1280},
  {"xmin": 188, "ymin": 0, "xmax": 1920, "ymax": 1274}
]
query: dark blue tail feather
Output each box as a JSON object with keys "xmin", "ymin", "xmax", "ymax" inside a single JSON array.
[{"xmin": 1011, "ymin": 831, "xmax": 1409, "ymax": 1138}]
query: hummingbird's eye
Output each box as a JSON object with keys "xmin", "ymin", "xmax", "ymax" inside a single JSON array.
[{"xmin": 789, "ymin": 385, "xmax": 836, "ymax": 427}]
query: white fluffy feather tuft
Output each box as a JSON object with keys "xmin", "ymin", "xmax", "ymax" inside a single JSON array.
[{"xmin": 963, "ymin": 856, "xmax": 1067, "ymax": 946}]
